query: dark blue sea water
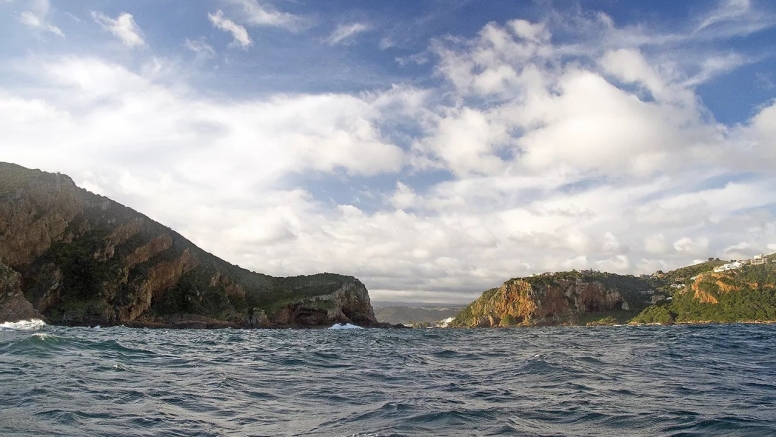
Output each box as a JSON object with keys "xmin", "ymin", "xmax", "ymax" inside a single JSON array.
[{"xmin": 1, "ymin": 322, "xmax": 775, "ymax": 437}]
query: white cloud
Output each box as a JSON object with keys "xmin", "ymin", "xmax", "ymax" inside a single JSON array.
[
  {"xmin": 228, "ymin": 0, "xmax": 306, "ymax": 30},
  {"xmin": 209, "ymin": 10, "xmax": 252, "ymax": 49},
  {"xmin": 18, "ymin": 0, "xmax": 63, "ymax": 37},
  {"xmin": 673, "ymin": 237, "xmax": 710, "ymax": 255},
  {"xmin": 644, "ymin": 234, "xmax": 669, "ymax": 255},
  {"xmin": 696, "ymin": 0, "xmax": 751, "ymax": 32},
  {"xmin": 184, "ymin": 38, "xmax": 215, "ymax": 57},
  {"xmin": 3, "ymin": 3, "xmax": 776, "ymax": 304},
  {"xmin": 390, "ymin": 182, "xmax": 421, "ymax": 210},
  {"xmin": 509, "ymin": 19, "xmax": 550, "ymax": 42},
  {"xmin": 92, "ymin": 11, "xmax": 144, "ymax": 47},
  {"xmin": 326, "ymin": 23, "xmax": 370, "ymax": 45}
]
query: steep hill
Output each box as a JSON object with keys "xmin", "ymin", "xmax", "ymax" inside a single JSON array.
[
  {"xmin": 633, "ymin": 255, "xmax": 776, "ymax": 324},
  {"xmin": 0, "ymin": 163, "xmax": 379, "ymax": 328},
  {"xmin": 450, "ymin": 271, "xmax": 654, "ymax": 327}
]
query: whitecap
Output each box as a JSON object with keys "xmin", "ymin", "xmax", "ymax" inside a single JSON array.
[
  {"xmin": 329, "ymin": 323, "xmax": 363, "ymax": 330},
  {"xmin": 0, "ymin": 319, "xmax": 47, "ymax": 331}
]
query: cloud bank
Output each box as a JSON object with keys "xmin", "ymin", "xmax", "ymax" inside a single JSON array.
[{"xmin": 2, "ymin": 1, "xmax": 776, "ymax": 303}]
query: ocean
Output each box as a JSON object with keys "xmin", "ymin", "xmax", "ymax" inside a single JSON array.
[{"xmin": 1, "ymin": 322, "xmax": 774, "ymax": 436}]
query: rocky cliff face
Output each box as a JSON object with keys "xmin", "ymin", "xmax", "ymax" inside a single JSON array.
[
  {"xmin": 451, "ymin": 272, "xmax": 650, "ymax": 327},
  {"xmin": 0, "ymin": 163, "xmax": 379, "ymax": 328},
  {"xmin": 0, "ymin": 262, "xmax": 45, "ymax": 323}
]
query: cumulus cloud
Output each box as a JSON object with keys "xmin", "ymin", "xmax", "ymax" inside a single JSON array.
[
  {"xmin": 3, "ymin": 2, "xmax": 776, "ymax": 304},
  {"xmin": 326, "ymin": 23, "xmax": 370, "ymax": 45},
  {"xmin": 92, "ymin": 11, "xmax": 144, "ymax": 47},
  {"xmin": 18, "ymin": 0, "xmax": 63, "ymax": 37},
  {"xmin": 209, "ymin": 10, "xmax": 252, "ymax": 48}
]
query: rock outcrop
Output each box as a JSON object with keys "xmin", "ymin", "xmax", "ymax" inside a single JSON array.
[
  {"xmin": 0, "ymin": 162, "xmax": 379, "ymax": 328},
  {"xmin": 0, "ymin": 262, "xmax": 46, "ymax": 323},
  {"xmin": 450, "ymin": 272, "xmax": 650, "ymax": 327}
]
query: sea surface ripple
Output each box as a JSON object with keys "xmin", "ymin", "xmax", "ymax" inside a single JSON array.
[{"xmin": 1, "ymin": 323, "xmax": 775, "ymax": 436}]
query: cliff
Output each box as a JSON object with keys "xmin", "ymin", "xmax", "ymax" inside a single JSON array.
[
  {"xmin": 632, "ymin": 255, "xmax": 776, "ymax": 324},
  {"xmin": 0, "ymin": 162, "xmax": 379, "ymax": 328},
  {"xmin": 450, "ymin": 271, "xmax": 653, "ymax": 327}
]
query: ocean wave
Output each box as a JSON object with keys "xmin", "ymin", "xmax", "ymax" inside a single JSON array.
[
  {"xmin": 1, "ymin": 324, "xmax": 775, "ymax": 436},
  {"xmin": 0, "ymin": 319, "xmax": 47, "ymax": 330}
]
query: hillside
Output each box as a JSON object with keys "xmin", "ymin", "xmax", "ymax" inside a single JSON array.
[
  {"xmin": 451, "ymin": 255, "xmax": 776, "ymax": 327},
  {"xmin": 449, "ymin": 271, "xmax": 654, "ymax": 327},
  {"xmin": 632, "ymin": 255, "xmax": 776, "ymax": 324},
  {"xmin": 0, "ymin": 163, "xmax": 379, "ymax": 328}
]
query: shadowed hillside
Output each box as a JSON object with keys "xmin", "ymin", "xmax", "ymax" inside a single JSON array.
[{"xmin": 0, "ymin": 162, "xmax": 379, "ymax": 328}]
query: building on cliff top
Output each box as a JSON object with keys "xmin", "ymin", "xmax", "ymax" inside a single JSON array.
[{"xmin": 714, "ymin": 261, "xmax": 743, "ymax": 272}]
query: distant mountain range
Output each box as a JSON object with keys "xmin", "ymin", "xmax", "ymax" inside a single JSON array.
[
  {"xmin": 374, "ymin": 305, "xmax": 465, "ymax": 325},
  {"xmin": 0, "ymin": 163, "xmax": 382, "ymax": 328}
]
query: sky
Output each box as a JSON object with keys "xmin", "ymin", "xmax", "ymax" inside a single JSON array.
[{"xmin": 2, "ymin": 0, "xmax": 776, "ymax": 304}]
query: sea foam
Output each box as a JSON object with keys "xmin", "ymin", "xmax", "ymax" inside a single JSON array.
[
  {"xmin": 0, "ymin": 319, "xmax": 47, "ymax": 330},
  {"xmin": 329, "ymin": 323, "xmax": 363, "ymax": 330}
]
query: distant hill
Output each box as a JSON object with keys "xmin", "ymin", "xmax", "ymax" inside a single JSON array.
[
  {"xmin": 374, "ymin": 305, "xmax": 465, "ymax": 325},
  {"xmin": 451, "ymin": 255, "xmax": 776, "ymax": 327},
  {"xmin": 0, "ymin": 162, "xmax": 379, "ymax": 328}
]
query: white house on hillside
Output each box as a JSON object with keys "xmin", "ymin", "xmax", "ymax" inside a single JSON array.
[{"xmin": 714, "ymin": 261, "xmax": 743, "ymax": 273}]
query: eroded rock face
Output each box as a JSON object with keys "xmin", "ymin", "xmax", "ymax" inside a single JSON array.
[
  {"xmin": 451, "ymin": 277, "xmax": 631, "ymax": 327},
  {"xmin": 0, "ymin": 262, "xmax": 45, "ymax": 323},
  {"xmin": 271, "ymin": 280, "xmax": 378, "ymax": 327},
  {"xmin": 0, "ymin": 162, "xmax": 379, "ymax": 328},
  {"xmin": 0, "ymin": 171, "xmax": 84, "ymax": 269}
]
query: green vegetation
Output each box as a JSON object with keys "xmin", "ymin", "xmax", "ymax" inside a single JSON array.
[
  {"xmin": 631, "ymin": 305, "xmax": 675, "ymax": 324},
  {"xmin": 498, "ymin": 314, "xmax": 517, "ymax": 326},
  {"xmin": 450, "ymin": 287, "xmax": 498, "ymax": 327},
  {"xmin": 646, "ymin": 259, "xmax": 727, "ymax": 296},
  {"xmin": 577, "ymin": 309, "xmax": 639, "ymax": 325},
  {"xmin": 586, "ymin": 316, "xmax": 617, "ymax": 326},
  {"xmin": 632, "ymin": 262, "xmax": 776, "ymax": 324}
]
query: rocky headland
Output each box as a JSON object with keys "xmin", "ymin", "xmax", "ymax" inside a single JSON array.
[
  {"xmin": 449, "ymin": 271, "xmax": 652, "ymax": 327},
  {"xmin": 0, "ymin": 162, "xmax": 381, "ymax": 328},
  {"xmin": 451, "ymin": 255, "xmax": 776, "ymax": 327}
]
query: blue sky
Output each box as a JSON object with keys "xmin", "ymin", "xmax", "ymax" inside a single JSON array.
[{"xmin": 2, "ymin": 0, "xmax": 776, "ymax": 303}]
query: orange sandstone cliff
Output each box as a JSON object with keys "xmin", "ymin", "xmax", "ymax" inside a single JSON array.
[{"xmin": 450, "ymin": 272, "xmax": 652, "ymax": 327}]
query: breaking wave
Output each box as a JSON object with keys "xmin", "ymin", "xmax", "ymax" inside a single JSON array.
[
  {"xmin": 0, "ymin": 319, "xmax": 46, "ymax": 330},
  {"xmin": 329, "ymin": 323, "xmax": 364, "ymax": 330}
]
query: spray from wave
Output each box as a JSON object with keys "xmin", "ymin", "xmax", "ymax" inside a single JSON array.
[
  {"xmin": 329, "ymin": 323, "xmax": 363, "ymax": 330},
  {"xmin": 0, "ymin": 319, "xmax": 47, "ymax": 330}
]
